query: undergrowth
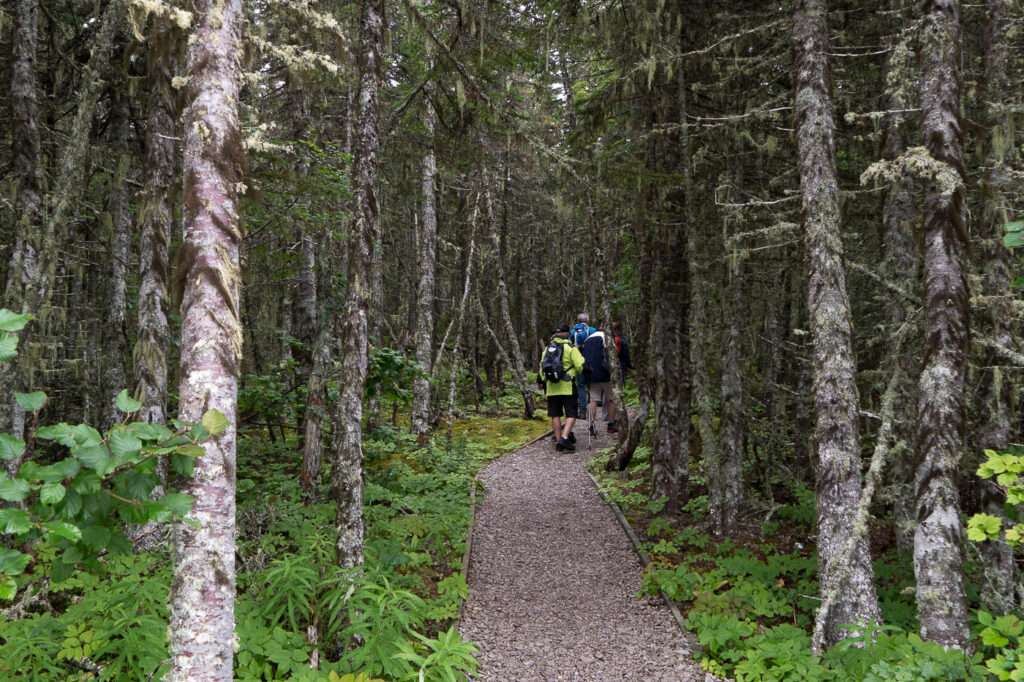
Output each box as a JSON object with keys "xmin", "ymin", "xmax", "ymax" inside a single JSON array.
[
  {"xmin": 1, "ymin": 386, "xmax": 545, "ymax": 680},
  {"xmin": 590, "ymin": 444, "xmax": 1015, "ymax": 681}
]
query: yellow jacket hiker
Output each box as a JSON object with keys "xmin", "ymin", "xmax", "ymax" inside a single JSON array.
[{"xmin": 539, "ymin": 324, "xmax": 585, "ymax": 451}]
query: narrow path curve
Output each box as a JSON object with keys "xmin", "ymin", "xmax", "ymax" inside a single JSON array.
[{"xmin": 460, "ymin": 424, "xmax": 708, "ymax": 681}]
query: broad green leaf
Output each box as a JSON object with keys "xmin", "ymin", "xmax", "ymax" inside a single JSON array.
[
  {"xmin": 49, "ymin": 458, "xmax": 81, "ymax": 481},
  {"xmin": 201, "ymin": 409, "xmax": 229, "ymax": 437},
  {"xmin": 0, "ymin": 549, "xmax": 30, "ymax": 576},
  {"xmin": 189, "ymin": 422, "xmax": 210, "ymax": 442},
  {"xmin": 0, "ymin": 509, "xmax": 34, "ymax": 534},
  {"xmin": 0, "ymin": 478, "xmax": 30, "ymax": 502},
  {"xmin": 968, "ymin": 514, "xmax": 1002, "ymax": 542},
  {"xmin": 50, "ymin": 558, "xmax": 75, "ymax": 583},
  {"xmin": 0, "ymin": 576, "xmax": 16, "ymax": 599},
  {"xmin": 143, "ymin": 501, "xmax": 172, "ymax": 524},
  {"xmin": 14, "ymin": 391, "xmax": 46, "ymax": 413},
  {"xmin": 35, "ymin": 423, "xmax": 77, "ymax": 446},
  {"xmin": 170, "ymin": 453, "xmax": 195, "ymax": 477},
  {"xmin": 40, "ymin": 483, "xmax": 65, "ymax": 505},
  {"xmin": 123, "ymin": 471, "xmax": 155, "ymax": 501},
  {"xmin": 994, "ymin": 614, "xmax": 1024, "ymax": 637},
  {"xmin": 0, "ymin": 334, "xmax": 17, "ymax": 362},
  {"xmin": 106, "ymin": 532, "xmax": 131, "ymax": 556},
  {"xmin": 127, "ymin": 422, "xmax": 173, "ymax": 441},
  {"xmin": 0, "ymin": 434, "xmax": 25, "ymax": 461},
  {"xmin": 159, "ymin": 493, "xmax": 194, "ymax": 517},
  {"xmin": 59, "ymin": 488, "xmax": 83, "ymax": 516},
  {"xmin": 69, "ymin": 424, "xmax": 103, "ymax": 447},
  {"xmin": 42, "ymin": 520, "xmax": 81, "ymax": 542},
  {"xmin": 175, "ymin": 444, "xmax": 205, "ymax": 458},
  {"xmin": 61, "ymin": 545, "xmax": 83, "ymax": 565},
  {"xmin": 0, "ymin": 310, "xmax": 32, "ymax": 333},
  {"xmin": 80, "ymin": 525, "xmax": 111, "ymax": 551},
  {"xmin": 982, "ymin": 627, "xmax": 1010, "ymax": 648},
  {"xmin": 115, "ymin": 389, "xmax": 142, "ymax": 414},
  {"xmin": 71, "ymin": 471, "xmax": 101, "ymax": 495},
  {"xmin": 74, "ymin": 445, "xmax": 111, "ymax": 474},
  {"xmin": 108, "ymin": 430, "xmax": 143, "ymax": 460}
]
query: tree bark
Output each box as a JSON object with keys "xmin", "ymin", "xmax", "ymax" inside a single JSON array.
[
  {"xmin": 973, "ymin": 0, "xmax": 1017, "ymax": 615},
  {"xmin": 134, "ymin": 15, "xmax": 177, "ymax": 429},
  {"xmin": 484, "ymin": 173, "xmax": 535, "ymax": 420},
  {"xmin": 879, "ymin": 0, "xmax": 919, "ymax": 556},
  {"xmin": 793, "ymin": 0, "xmax": 881, "ymax": 648},
  {"xmin": 168, "ymin": 0, "xmax": 245, "ymax": 672},
  {"xmin": 330, "ymin": 0, "xmax": 383, "ymax": 569},
  {"xmin": 100, "ymin": 87, "xmax": 132, "ymax": 429},
  {"xmin": 913, "ymin": 0, "xmax": 970, "ymax": 649},
  {"xmin": 1, "ymin": 0, "xmax": 121, "ymax": 441},
  {"xmin": 714, "ymin": 248, "xmax": 744, "ymax": 537},
  {"xmin": 411, "ymin": 70, "xmax": 438, "ymax": 436}
]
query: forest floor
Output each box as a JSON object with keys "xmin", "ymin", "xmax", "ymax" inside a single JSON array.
[{"xmin": 459, "ymin": 417, "xmax": 711, "ymax": 681}]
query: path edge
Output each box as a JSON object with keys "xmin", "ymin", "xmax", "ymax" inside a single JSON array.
[
  {"xmin": 586, "ymin": 471, "xmax": 704, "ymax": 657},
  {"xmin": 454, "ymin": 429, "xmax": 553, "ymax": 632}
]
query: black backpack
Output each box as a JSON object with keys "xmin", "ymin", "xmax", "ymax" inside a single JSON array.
[{"xmin": 540, "ymin": 340, "xmax": 569, "ymax": 383}]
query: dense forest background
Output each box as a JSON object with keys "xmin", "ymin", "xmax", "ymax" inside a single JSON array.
[{"xmin": 1, "ymin": 0, "xmax": 1024, "ymax": 679}]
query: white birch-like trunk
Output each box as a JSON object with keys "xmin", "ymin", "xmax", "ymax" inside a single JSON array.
[{"xmin": 168, "ymin": 0, "xmax": 245, "ymax": 674}]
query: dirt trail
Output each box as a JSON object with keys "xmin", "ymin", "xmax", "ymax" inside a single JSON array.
[{"xmin": 459, "ymin": 423, "xmax": 709, "ymax": 681}]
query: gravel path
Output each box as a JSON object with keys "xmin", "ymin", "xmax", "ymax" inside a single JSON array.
[{"xmin": 460, "ymin": 421, "xmax": 709, "ymax": 681}]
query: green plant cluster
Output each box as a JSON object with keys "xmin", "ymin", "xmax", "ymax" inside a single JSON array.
[
  {"xmin": 594, "ymin": 454, "xmax": 1012, "ymax": 682},
  {"xmin": 0, "ymin": 310, "xmax": 214, "ymax": 599}
]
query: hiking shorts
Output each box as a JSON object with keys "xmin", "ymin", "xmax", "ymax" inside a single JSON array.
[
  {"xmin": 590, "ymin": 381, "xmax": 613, "ymax": 405},
  {"xmin": 547, "ymin": 388, "xmax": 580, "ymax": 419}
]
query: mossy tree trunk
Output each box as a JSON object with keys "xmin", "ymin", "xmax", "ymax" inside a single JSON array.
[
  {"xmin": 330, "ymin": 0, "xmax": 384, "ymax": 569},
  {"xmin": 793, "ymin": 0, "xmax": 881, "ymax": 649},
  {"xmin": 913, "ymin": 0, "xmax": 970, "ymax": 649}
]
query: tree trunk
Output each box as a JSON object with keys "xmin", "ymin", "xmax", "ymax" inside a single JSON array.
[
  {"xmin": 973, "ymin": 0, "xmax": 1017, "ymax": 615},
  {"xmin": 913, "ymin": 0, "xmax": 970, "ymax": 649},
  {"xmin": 793, "ymin": 0, "xmax": 881, "ymax": 648},
  {"xmin": 484, "ymin": 174, "xmax": 535, "ymax": 420},
  {"xmin": 168, "ymin": 0, "xmax": 245, "ymax": 672},
  {"xmin": 100, "ymin": 87, "xmax": 132, "ymax": 429},
  {"xmin": 1, "ymin": 0, "xmax": 120, "ymax": 441},
  {"xmin": 330, "ymin": 0, "xmax": 383, "ymax": 569},
  {"xmin": 134, "ymin": 15, "xmax": 176, "ymax": 429},
  {"xmin": 411, "ymin": 71, "xmax": 438, "ymax": 436},
  {"xmin": 879, "ymin": 0, "xmax": 919, "ymax": 555},
  {"xmin": 714, "ymin": 248, "xmax": 745, "ymax": 538},
  {"xmin": 302, "ymin": 329, "xmax": 331, "ymax": 498}
]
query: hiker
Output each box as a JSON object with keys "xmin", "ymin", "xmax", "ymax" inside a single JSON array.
[
  {"xmin": 570, "ymin": 313, "xmax": 596, "ymax": 417},
  {"xmin": 610, "ymin": 321, "xmax": 632, "ymax": 387},
  {"xmin": 581, "ymin": 320, "xmax": 618, "ymax": 433},
  {"xmin": 539, "ymin": 323, "xmax": 586, "ymax": 452}
]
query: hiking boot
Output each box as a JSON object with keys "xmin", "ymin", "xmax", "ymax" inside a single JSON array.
[
  {"xmin": 556, "ymin": 437, "xmax": 576, "ymax": 452},
  {"xmin": 567, "ymin": 431, "xmax": 577, "ymax": 444},
  {"xmin": 607, "ymin": 421, "xmax": 618, "ymax": 433}
]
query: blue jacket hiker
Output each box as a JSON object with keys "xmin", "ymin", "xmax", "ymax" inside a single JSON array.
[
  {"xmin": 539, "ymin": 323, "xmax": 585, "ymax": 452},
  {"xmin": 581, "ymin": 322, "xmax": 618, "ymax": 432},
  {"xmin": 571, "ymin": 313, "xmax": 596, "ymax": 416}
]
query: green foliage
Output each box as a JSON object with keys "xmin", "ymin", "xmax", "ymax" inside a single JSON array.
[
  {"xmin": 776, "ymin": 483, "xmax": 817, "ymax": 528},
  {"xmin": 970, "ymin": 447, "xmax": 1024, "ymax": 544},
  {"xmin": 365, "ymin": 347, "xmax": 429, "ymax": 406},
  {"xmin": 0, "ymin": 310, "xmax": 213, "ymax": 599}
]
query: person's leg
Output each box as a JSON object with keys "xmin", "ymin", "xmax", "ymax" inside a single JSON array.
[
  {"xmin": 551, "ymin": 416, "xmax": 561, "ymax": 442},
  {"xmin": 562, "ymin": 417, "xmax": 576, "ymax": 439}
]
